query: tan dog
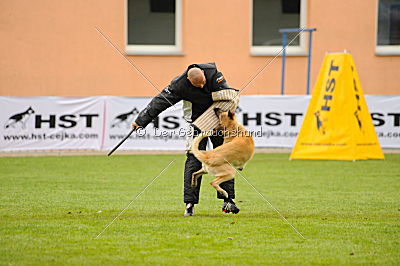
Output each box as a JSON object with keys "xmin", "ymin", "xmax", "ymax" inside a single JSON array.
[{"xmin": 191, "ymin": 108, "xmax": 255, "ymax": 199}]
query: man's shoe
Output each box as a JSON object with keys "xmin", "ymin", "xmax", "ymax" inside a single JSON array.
[
  {"xmin": 184, "ymin": 203, "xmax": 194, "ymax": 217},
  {"xmin": 222, "ymin": 200, "xmax": 240, "ymax": 214}
]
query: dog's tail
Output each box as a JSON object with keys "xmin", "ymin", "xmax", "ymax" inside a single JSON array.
[{"xmin": 191, "ymin": 131, "xmax": 210, "ymax": 162}]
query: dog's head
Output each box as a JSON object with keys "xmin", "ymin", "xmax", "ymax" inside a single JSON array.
[{"xmin": 214, "ymin": 108, "xmax": 237, "ymax": 131}]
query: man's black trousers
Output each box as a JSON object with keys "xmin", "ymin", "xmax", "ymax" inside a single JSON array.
[{"xmin": 183, "ymin": 134, "xmax": 235, "ymax": 204}]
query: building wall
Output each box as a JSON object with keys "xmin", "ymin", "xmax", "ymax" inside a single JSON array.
[{"xmin": 0, "ymin": 0, "xmax": 399, "ymax": 97}]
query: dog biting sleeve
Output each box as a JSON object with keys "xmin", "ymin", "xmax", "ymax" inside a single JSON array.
[{"xmin": 192, "ymin": 89, "xmax": 239, "ymax": 132}]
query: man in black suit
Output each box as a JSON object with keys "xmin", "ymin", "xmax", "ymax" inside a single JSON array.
[{"xmin": 132, "ymin": 63, "xmax": 238, "ymax": 216}]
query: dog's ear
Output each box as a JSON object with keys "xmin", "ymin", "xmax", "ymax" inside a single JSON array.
[
  {"xmin": 214, "ymin": 108, "xmax": 221, "ymax": 117},
  {"xmin": 227, "ymin": 110, "xmax": 234, "ymax": 120}
]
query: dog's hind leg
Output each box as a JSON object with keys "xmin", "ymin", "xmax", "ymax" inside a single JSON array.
[
  {"xmin": 191, "ymin": 167, "xmax": 207, "ymax": 188},
  {"xmin": 210, "ymin": 175, "xmax": 234, "ymax": 199}
]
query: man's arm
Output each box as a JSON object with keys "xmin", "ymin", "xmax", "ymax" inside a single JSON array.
[
  {"xmin": 134, "ymin": 85, "xmax": 182, "ymax": 128},
  {"xmin": 209, "ymin": 70, "xmax": 239, "ymax": 102},
  {"xmin": 213, "ymin": 71, "xmax": 230, "ymax": 90}
]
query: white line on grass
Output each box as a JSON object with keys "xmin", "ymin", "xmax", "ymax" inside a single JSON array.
[
  {"xmin": 224, "ymin": 159, "xmax": 306, "ymax": 240},
  {"xmin": 94, "ymin": 159, "xmax": 175, "ymax": 239}
]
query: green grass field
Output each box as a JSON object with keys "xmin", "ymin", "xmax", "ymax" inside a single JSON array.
[{"xmin": 0, "ymin": 153, "xmax": 399, "ymax": 265}]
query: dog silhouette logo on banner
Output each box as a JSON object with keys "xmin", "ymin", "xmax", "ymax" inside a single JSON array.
[
  {"xmin": 110, "ymin": 108, "xmax": 140, "ymax": 129},
  {"xmin": 290, "ymin": 52, "xmax": 384, "ymax": 161},
  {"xmin": 4, "ymin": 107, "xmax": 35, "ymax": 130}
]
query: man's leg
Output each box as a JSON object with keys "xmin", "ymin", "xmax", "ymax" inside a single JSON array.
[{"xmin": 183, "ymin": 136, "xmax": 208, "ymax": 205}]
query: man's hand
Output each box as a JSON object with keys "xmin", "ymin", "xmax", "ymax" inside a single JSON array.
[{"xmin": 132, "ymin": 122, "xmax": 140, "ymax": 130}]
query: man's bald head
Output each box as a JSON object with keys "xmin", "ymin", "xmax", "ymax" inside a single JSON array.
[{"xmin": 187, "ymin": 68, "xmax": 206, "ymax": 88}]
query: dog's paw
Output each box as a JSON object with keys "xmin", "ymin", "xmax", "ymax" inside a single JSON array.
[
  {"xmin": 191, "ymin": 176, "xmax": 197, "ymax": 188},
  {"xmin": 221, "ymin": 191, "xmax": 229, "ymax": 199}
]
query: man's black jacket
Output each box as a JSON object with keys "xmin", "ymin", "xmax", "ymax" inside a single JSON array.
[{"xmin": 135, "ymin": 62, "xmax": 229, "ymax": 127}]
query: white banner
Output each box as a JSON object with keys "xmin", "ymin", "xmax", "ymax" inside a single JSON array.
[
  {"xmin": 365, "ymin": 95, "xmax": 400, "ymax": 148},
  {"xmin": 238, "ymin": 95, "xmax": 309, "ymax": 147},
  {"xmin": 1, "ymin": 97, "xmax": 104, "ymax": 151},
  {"xmin": 1, "ymin": 96, "xmax": 399, "ymax": 151},
  {"xmin": 103, "ymin": 97, "xmax": 186, "ymax": 150}
]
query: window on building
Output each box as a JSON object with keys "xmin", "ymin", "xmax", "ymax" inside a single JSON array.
[
  {"xmin": 126, "ymin": 0, "xmax": 182, "ymax": 55},
  {"xmin": 251, "ymin": 0, "xmax": 307, "ymax": 56},
  {"xmin": 376, "ymin": 0, "xmax": 400, "ymax": 55}
]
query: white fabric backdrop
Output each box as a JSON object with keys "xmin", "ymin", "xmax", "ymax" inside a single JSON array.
[
  {"xmin": 103, "ymin": 96, "xmax": 185, "ymax": 150},
  {"xmin": 1, "ymin": 97, "xmax": 104, "ymax": 151},
  {"xmin": 1, "ymin": 96, "xmax": 399, "ymax": 151}
]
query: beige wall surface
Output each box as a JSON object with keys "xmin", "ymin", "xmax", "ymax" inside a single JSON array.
[{"xmin": 0, "ymin": 0, "xmax": 399, "ymax": 97}]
